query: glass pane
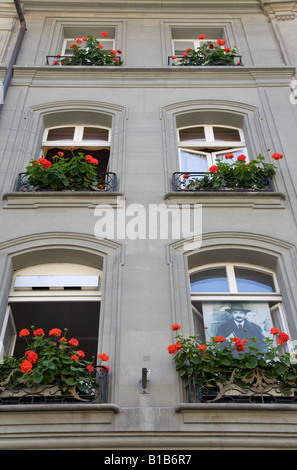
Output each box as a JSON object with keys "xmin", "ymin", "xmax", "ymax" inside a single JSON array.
[
  {"xmin": 173, "ymin": 40, "xmax": 195, "ymax": 54},
  {"xmin": 83, "ymin": 127, "xmax": 109, "ymax": 141},
  {"xmin": 213, "ymin": 127, "xmax": 241, "ymax": 142},
  {"xmin": 190, "ymin": 267, "xmax": 229, "ymax": 293},
  {"xmin": 235, "ymin": 268, "xmax": 275, "ymax": 293},
  {"xmin": 179, "ymin": 127, "xmax": 205, "ymax": 142},
  {"xmin": 180, "ymin": 150, "xmax": 209, "ymax": 172},
  {"xmin": 47, "ymin": 127, "xmax": 75, "ymax": 141}
]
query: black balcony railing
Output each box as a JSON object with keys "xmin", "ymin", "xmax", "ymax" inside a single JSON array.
[
  {"xmin": 168, "ymin": 55, "xmax": 243, "ymax": 66},
  {"xmin": 187, "ymin": 373, "xmax": 297, "ymax": 405},
  {"xmin": 0, "ymin": 366, "xmax": 108, "ymax": 405},
  {"xmin": 46, "ymin": 55, "xmax": 123, "ymax": 66},
  {"xmin": 172, "ymin": 172, "xmax": 274, "ymax": 192},
  {"xmin": 15, "ymin": 172, "xmax": 117, "ymax": 193}
]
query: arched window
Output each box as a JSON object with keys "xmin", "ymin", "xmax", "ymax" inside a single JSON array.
[
  {"xmin": 178, "ymin": 124, "xmax": 247, "ymax": 173},
  {"xmin": 42, "ymin": 124, "xmax": 111, "ymax": 173},
  {"xmin": 0, "ymin": 263, "xmax": 101, "ymax": 361},
  {"xmin": 189, "ymin": 262, "xmax": 291, "ymax": 351}
]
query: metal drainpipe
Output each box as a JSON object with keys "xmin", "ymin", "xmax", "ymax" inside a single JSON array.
[{"xmin": 0, "ymin": 0, "xmax": 26, "ymax": 112}]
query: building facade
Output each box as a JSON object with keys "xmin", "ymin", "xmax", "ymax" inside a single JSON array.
[{"xmin": 0, "ymin": 0, "xmax": 297, "ymax": 450}]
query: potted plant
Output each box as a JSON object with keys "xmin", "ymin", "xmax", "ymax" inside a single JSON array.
[
  {"xmin": 0, "ymin": 327, "xmax": 109, "ymax": 402},
  {"xmin": 172, "ymin": 35, "xmax": 240, "ymax": 66},
  {"xmin": 183, "ymin": 152, "xmax": 283, "ymax": 191},
  {"xmin": 54, "ymin": 33, "xmax": 122, "ymax": 66},
  {"xmin": 25, "ymin": 149, "xmax": 105, "ymax": 191},
  {"xmin": 167, "ymin": 324, "xmax": 297, "ymax": 402}
]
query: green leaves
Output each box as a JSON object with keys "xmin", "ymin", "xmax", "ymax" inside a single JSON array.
[
  {"xmin": 177, "ymin": 40, "xmax": 238, "ymax": 67},
  {"xmin": 62, "ymin": 35, "xmax": 121, "ymax": 67},
  {"xmin": 186, "ymin": 153, "xmax": 278, "ymax": 191},
  {"xmin": 26, "ymin": 150, "xmax": 100, "ymax": 191}
]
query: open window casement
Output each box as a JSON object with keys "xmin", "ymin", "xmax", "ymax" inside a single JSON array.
[
  {"xmin": 41, "ymin": 125, "xmax": 111, "ymax": 173},
  {"xmin": 0, "ymin": 306, "xmax": 17, "ymax": 358},
  {"xmin": 178, "ymin": 125, "xmax": 248, "ymax": 173},
  {"xmin": 4, "ymin": 264, "xmax": 102, "ymax": 360}
]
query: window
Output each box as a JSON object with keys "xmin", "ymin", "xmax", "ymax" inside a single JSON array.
[
  {"xmin": 61, "ymin": 27, "xmax": 116, "ymax": 57},
  {"xmin": 42, "ymin": 124, "xmax": 111, "ymax": 173},
  {"xmin": 0, "ymin": 264, "xmax": 101, "ymax": 361},
  {"xmin": 189, "ymin": 262, "xmax": 292, "ymax": 351},
  {"xmin": 178, "ymin": 124, "xmax": 247, "ymax": 173}
]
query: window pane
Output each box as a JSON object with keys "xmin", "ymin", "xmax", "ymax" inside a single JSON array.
[
  {"xmin": 179, "ymin": 127, "xmax": 205, "ymax": 142},
  {"xmin": 190, "ymin": 268, "xmax": 229, "ymax": 293},
  {"xmin": 213, "ymin": 127, "xmax": 241, "ymax": 142},
  {"xmin": 47, "ymin": 127, "xmax": 75, "ymax": 141},
  {"xmin": 83, "ymin": 127, "xmax": 109, "ymax": 141},
  {"xmin": 173, "ymin": 40, "xmax": 195, "ymax": 54},
  {"xmin": 180, "ymin": 150, "xmax": 209, "ymax": 172},
  {"xmin": 235, "ymin": 268, "xmax": 275, "ymax": 293}
]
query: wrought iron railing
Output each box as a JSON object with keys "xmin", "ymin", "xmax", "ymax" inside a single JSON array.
[
  {"xmin": 46, "ymin": 55, "xmax": 123, "ymax": 66},
  {"xmin": 0, "ymin": 366, "xmax": 108, "ymax": 405},
  {"xmin": 168, "ymin": 55, "xmax": 243, "ymax": 66},
  {"xmin": 186, "ymin": 370, "xmax": 297, "ymax": 404},
  {"xmin": 15, "ymin": 172, "xmax": 117, "ymax": 192},
  {"xmin": 172, "ymin": 172, "xmax": 274, "ymax": 192}
]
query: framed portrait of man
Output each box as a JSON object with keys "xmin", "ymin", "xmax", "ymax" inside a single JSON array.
[{"xmin": 202, "ymin": 301, "xmax": 273, "ymax": 343}]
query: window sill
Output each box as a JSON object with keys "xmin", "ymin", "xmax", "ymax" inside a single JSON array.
[
  {"xmin": 164, "ymin": 191, "xmax": 286, "ymax": 209},
  {"xmin": 2, "ymin": 191, "xmax": 125, "ymax": 209}
]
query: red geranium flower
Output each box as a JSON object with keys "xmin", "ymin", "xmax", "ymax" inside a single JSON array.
[
  {"xmin": 167, "ymin": 343, "xmax": 182, "ymax": 355},
  {"xmin": 69, "ymin": 338, "xmax": 79, "ymax": 347},
  {"xmin": 33, "ymin": 328, "xmax": 44, "ymax": 336},
  {"xmin": 101, "ymin": 31, "xmax": 108, "ymax": 37},
  {"xmin": 25, "ymin": 350, "xmax": 38, "ymax": 364},
  {"xmin": 237, "ymin": 154, "xmax": 246, "ymax": 161},
  {"xmin": 49, "ymin": 328, "xmax": 61, "ymax": 337},
  {"xmin": 224, "ymin": 47, "xmax": 231, "ymax": 53},
  {"xmin": 198, "ymin": 34, "xmax": 205, "ymax": 40},
  {"xmin": 182, "ymin": 52, "xmax": 188, "ymax": 57},
  {"xmin": 171, "ymin": 324, "xmax": 181, "ymax": 331},
  {"xmin": 197, "ymin": 344, "xmax": 207, "ymax": 351},
  {"xmin": 209, "ymin": 44, "xmax": 215, "ymax": 50},
  {"xmin": 213, "ymin": 336, "xmax": 225, "ymax": 343},
  {"xmin": 270, "ymin": 327, "xmax": 279, "ymax": 335},
  {"xmin": 209, "ymin": 165, "xmax": 219, "ymax": 174},
  {"xmin": 98, "ymin": 44, "xmax": 104, "ymax": 49},
  {"xmin": 19, "ymin": 328, "xmax": 30, "ymax": 337},
  {"xmin": 225, "ymin": 153, "xmax": 234, "ymax": 159},
  {"xmin": 277, "ymin": 332, "xmax": 289, "ymax": 344},
  {"xmin": 98, "ymin": 353, "xmax": 109, "ymax": 362},
  {"xmin": 272, "ymin": 152, "xmax": 283, "ymax": 160},
  {"xmin": 21, "ymin": 360, "xmax": 32, "ymax": 374}
]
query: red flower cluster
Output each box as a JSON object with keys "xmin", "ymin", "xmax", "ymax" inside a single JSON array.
[
  {"xmin": 237, "ymin": 154, "xmax": 246, "ymax": 162},
  {"xmin": 272, "ymin": 152, "xmax": 284, "ymax": 160},
  {"xmin": 85, "ymin": 154, "xmax": 98, "ymax": 165},
  {"xmin": 225, "ymin": 153, "xmax": 234, "ymax": 159},
  {"xmin": 36, "ymin": 157, "xmax": 51, "ymax": 169},
  {"xmin": 171, "ymin": 324, "xmax": 181, "ymax": 331},
  {"xmin": 212, "ymin": 336, "xmax": 225, "ymax": 343},
  {"xmin": 270, "ymin": 327, "xmax": 289, "ymax": 344},
  {"xmin": 233, "ymin": 337, "xmax": 245, "ymax": 352},
  {"xmin": 209, "ymin": 165, "xmax": 219, "ymax": 174},
  {"xmin": 98, "ymin": 353, "xmax": 109, "ymax": 362},
  {"xmin": 167, "ymin": 342, "xmax": 182, "ymax": 355}
]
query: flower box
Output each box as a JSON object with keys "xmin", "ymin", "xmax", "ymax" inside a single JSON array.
[{"xmin": 168, "ymin": 324, "xmax": 297, "ymax": 404}]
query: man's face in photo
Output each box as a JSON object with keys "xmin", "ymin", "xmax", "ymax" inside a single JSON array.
[{"xmin": 231, "ymin": 310, "xmax": 246, "ymax": 324}]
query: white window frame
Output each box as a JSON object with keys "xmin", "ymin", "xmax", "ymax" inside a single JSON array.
[
  {"xmin": 61, "ymin": 37, "xmax": 115, "ymax": 57},
  {"xmin": 172, "ymin": 37, "xmax": 222, "ymax": 55},
  {"xmin": 178, "ymin": 124, "xmax": 248, "ymax": 172},
  {"xmin": 189, "ymin": 262, "xmax": 293, "ymax": 352},
  {"xmin": 42, "ymin": 125, "xmax": 111, "ymax": 148}
]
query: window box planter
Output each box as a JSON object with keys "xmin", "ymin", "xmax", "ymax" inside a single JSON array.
[
  {"xmin": 168, "ymin": 324, "xmax": 297, "ymax": 405},
  {"xmin": 0, "ymin": 327, "xmax": 109, "ymax": 404},
  {"xmin": 21, "ymin": 150, "xmax": 117, "ymax": 192},
  {"xmin": 173, "ymin": 152, "xmax": 283, "ymax": 192}
]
